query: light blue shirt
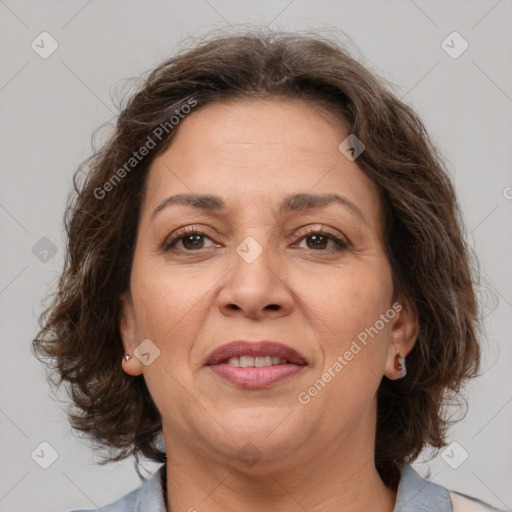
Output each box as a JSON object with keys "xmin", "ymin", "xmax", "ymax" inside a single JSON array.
[{"xmin": 68, "ymin": 462, "xmax": 503, "ymax": 511}]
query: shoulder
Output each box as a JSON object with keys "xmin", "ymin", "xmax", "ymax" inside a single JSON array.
[
  {"xmin": 395, "ymin": 463, "xmax": 509, "ymax": 512},
  {"xmin": 64, "ymin": 486, "xmax": 139, "ymax": 512},
  {"xmin": 450, "ymin": 490, "xmax": 509, "ymax": 512},
  {"xmin": 64, "ymin": 464, "xmax": 167, "ymax": 512}
]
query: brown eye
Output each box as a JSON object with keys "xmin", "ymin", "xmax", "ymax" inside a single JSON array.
[
  {"xmin": 305, "ymin": 233, "xmax": 329, "ymax": 250},
  {"xmin": 296, "ymin": 229, "xmax": 348, "ymax": 252},
  {"xmin": 181, "ymin": 234, "xmax": 207, "ymax": 250},
  {"xmin": 163, "ymin": 229, "xmax": 215, "ymax": 252}
]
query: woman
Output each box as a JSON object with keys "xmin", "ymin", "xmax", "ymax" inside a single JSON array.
[{"xmin": 33, "ymin": 30, "xmax": 506, "ymax": 511}]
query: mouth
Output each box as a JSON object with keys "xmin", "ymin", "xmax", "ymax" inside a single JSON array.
[{"xmin": 205, "ymin": 340, "xmax": 308, "ymax": 389}]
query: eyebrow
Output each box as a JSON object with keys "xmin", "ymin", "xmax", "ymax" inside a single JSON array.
[{"xmin": 150, "ymin": 192, "xmax": 367, "ymax": 225}]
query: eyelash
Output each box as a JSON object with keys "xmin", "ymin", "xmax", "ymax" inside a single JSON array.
[{"xmin": 162, "ymin": 226, "xmax": 349, "ymax": 253}]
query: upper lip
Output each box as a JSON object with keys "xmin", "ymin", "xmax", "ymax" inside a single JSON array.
[{"xmin": 205, "ymin": 341, "xmax": 308, "ymax": 366}]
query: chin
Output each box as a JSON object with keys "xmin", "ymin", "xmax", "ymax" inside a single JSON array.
[{"xmin": 198, "ymin": 410, "xmax": 310, "ymax": 467}]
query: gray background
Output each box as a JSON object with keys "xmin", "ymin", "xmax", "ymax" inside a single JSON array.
[{"xmin": 1, "ymin": 1, "xmax": 511, "ymax": 511}]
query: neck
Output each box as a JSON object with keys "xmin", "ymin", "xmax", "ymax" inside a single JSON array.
[{"xmin": 163, "ymin": 410, "xmax": 397, "ymax": 512}]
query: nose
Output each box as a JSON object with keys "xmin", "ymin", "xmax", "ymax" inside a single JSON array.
[{"xmin": 217, "ymin": 240, "xmax": 294, "ymax": 320}]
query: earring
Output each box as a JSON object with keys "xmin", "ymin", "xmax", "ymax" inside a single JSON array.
[
  {"xmin": 123, "ymin": 354, "xmax": 132, "ymax": 362},
  {"xmin": 394, "ymin": 351, "xmax": 406, "ymax": 378}
]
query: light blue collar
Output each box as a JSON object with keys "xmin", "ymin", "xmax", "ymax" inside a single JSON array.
[{"xmin": 394, "ymin": 462, "xmax": 452, "ymax": 511}]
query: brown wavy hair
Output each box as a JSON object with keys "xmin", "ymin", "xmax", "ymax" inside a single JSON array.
[{"xmin": 32, "ymin": 29, "xmax": 480, "ymax": 485}]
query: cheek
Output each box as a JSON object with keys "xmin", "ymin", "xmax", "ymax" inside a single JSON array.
[
  {"xmin": 130, "ymin": 253, "xmax": 209, "ymax": 337},
  {"xmin": 300, "ymin": 277, "xmax": 393, "ymax": 427},
  {"xmin": 126, "ymin": 270, "xmax": 193, "ymax": 398},
  {"xmin": 303, "ymin": 259, "xmax": 393, "ymax": 345},
  {"xmin": 302, "ymin": 264, "xmax": 394, "ymax": 415},
  {"xmin": 129, "ymin": 265, "xmax": 206, "ymax": 418},
  {"xmin": 129, "ymin": 254, "xmax": 229, "ymax": 388}
]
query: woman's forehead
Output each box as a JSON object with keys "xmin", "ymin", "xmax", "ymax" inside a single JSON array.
[
  {"xmin": 142, "ymin": 99, "xmax": 381, "ymax": 224},
  {"xmin": 167, "ymin": 98, "xmax": 348, "ymax": 157}
]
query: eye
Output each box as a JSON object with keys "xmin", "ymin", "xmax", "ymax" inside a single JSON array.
[
  {"xmin": 163, "ymin": 227, "xmax": 217, "ymax": 252},
  {"xmin": 162, "ymin": 226, "xmax": 349, "ymax": 253},
  {"xmin": 295, "ymin": 227, "xmax": 348, "ymax": 252}
]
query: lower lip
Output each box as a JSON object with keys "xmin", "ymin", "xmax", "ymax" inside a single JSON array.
[{"xmin": 208, "ymin": 363, "xmax": 306, "ymax": 389}]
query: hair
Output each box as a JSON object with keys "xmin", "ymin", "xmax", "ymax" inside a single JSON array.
[{"xmin": 33, "ymin": 29, "xmax": 480, "ymax": 486}]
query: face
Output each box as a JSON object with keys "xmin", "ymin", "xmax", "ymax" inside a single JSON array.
[{"xmin": 120, "ymin": 99, "xmax": 417, "ymax": 468}]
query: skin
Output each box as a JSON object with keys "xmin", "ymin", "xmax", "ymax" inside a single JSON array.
[{"xmin": 119, "ymin": 99, "xmax": 418, "ymax": 512}]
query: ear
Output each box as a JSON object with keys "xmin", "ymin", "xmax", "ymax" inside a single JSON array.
[
  {"xmin": 119, "ymin": 291, "xmax": 143, "ymax": 377},
  {"xmin": 383, "ymin": 296, "xmax": 418, "ymax": 380}
]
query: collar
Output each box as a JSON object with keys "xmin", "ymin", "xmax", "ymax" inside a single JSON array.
[{"xmin": 394, "ymin": 462, "xmax": 452, "ymax": 511}]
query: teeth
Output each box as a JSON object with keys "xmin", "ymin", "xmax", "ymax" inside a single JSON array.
[
  {"xmin": 227, "ymin": 356, "xmax": 288, "ymax": 367},
  {"xmin": 240, "ymin": 356, "xmax": 254, "ymax": 368},
  {"xmin": 255, "ymin": 356, "xmax": 272, "ymax": 367},
  {"xmin": 228, "ymin": 356, "xmax": 240, "ymax": 366}
]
